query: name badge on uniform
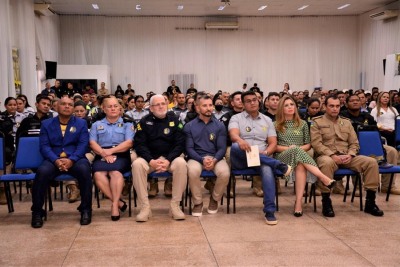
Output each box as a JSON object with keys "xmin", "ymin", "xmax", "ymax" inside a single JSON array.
[
  {"xmin": 137, "ymin": 123, "xmax": 142, "ymax": 131},
  {"xmin": 209, "ymin": 133, "xmax": 215, "ymax": 141},
  {"xmin": 146, "ymin": 121, "xmax": 153, "ymax": 125},
  {"xmin": 262, "ymin": 126, "xmax": 267, "ymax": 132},
  {"xmin": 70, "ymin": 126, "xmax": 76, "ymax": 133},
  {"xmin": 164, "ymin": 128, "xmax": 170, "ymax": 135},
  {"xmin": 245, "ymin": 126, "xmax": 251, "ymax": 132},
  {"xmin": 169, "ymin": 121, "xmax": 175, "ymax": 127},
  {"xmin": 118, "ymin": 123, "xmax": 123, "ymax": 127},
  {"xmin": 339, "ymin": 120, "xmax": 344, "ymax": 126},
  {"xmin": 364, "ymin": 119, "xmax": 368, "ymax": 125},
  {"xmin": 97, "ymin": 125, "xmax": 104, "ymax": 130}
]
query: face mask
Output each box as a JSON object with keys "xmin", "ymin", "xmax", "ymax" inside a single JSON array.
[{"xmin": 215, "ymin": 104, "xmax": 223, "ymax": 111}]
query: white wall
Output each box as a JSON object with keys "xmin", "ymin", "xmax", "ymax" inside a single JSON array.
[
  {"xmin": 57, "ymin": 65, "xmax": 110, "ymax": 89},
  {"xmin": 58, "ymin": 15, "xmax": 359, "ymax": 95},
  {"xmin": 358, "ymin": 1, "xmax": 400, "ymax": 91}
]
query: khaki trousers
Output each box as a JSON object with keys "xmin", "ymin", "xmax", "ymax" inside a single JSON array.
[
  {"xmin": 132, "ymin": 157, "xmax": 187, "ymax": 206},
  {"xmin": 187, "ymin": 159, "xmax": 230, "ymax": 205},
  {"xmin": 317, "ymin": 155, "xmax": 379, "ymax": 193}
]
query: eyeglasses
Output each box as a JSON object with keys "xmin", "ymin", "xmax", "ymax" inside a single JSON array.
[{"xmin": 151, "ymin": 102, "xmax": 167, "ymax": 108}]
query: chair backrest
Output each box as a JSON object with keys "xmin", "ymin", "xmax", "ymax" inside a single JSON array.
[
  {"xmin": 0, "ymin": 133, "xmax": 4, "ymax": 171},
  {"xmin": 395, "ymin": 115, "xmax": 400, "ymax": 144},
  {"xmin": 14, "ymin": 136, "xmax": 44, "ymax": 170},
  {"xmin": 358, "ymin": 130, "xmax": 385, "ymax": 159}
]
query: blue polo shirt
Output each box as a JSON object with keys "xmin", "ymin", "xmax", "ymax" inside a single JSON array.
[
  {"xmin": 183, "ymin": 116, "xmax": 227, "ymax": 163},
  {"xmin": 90, "ymin": 117, "xmax": 134, "ymax": 147}
]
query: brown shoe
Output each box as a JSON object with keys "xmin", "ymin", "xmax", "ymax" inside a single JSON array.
[
  {"xmin": 332, "ymin": 181, "xmax": 350, "ymax": 195},
  {"xmin": 204, "ymin": 179, "xmax": 215, "ymax": 194},
  {"xmin": 207, "ymin": 195, "xmax": 218, "ymax": 214},
  {"xmin": 253, "ymin": 176, "xmax": 264, "ymax": 197},
  {"xmin": 0, "ymin": 187, "xmax": 7, "ymax": 205},
  {"xmin": 67, "ymin": 184, "xmax": 80, "ymax": 203},
  {"xmin": 164, "ymin": 178, "xmax": 172, "ymax": 197},
  {"xmin": 381, "ymin": 187, "xmax": 400, "ymax": 195},
  {"xmin": 122, "ymin": 182, "xmax": 131, "ymax": 196},
  {"xmin": 148, "ymin": 181, "xmax": 159, "ymax": 198},
  {"xmin": 192, "ymin": 203, "xmax": 203, "ymax": 217}
]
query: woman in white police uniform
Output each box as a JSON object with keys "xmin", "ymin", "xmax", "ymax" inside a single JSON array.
[{"xmin": 90, "ymin": 96, "xmax": 134, "ymax": 221}]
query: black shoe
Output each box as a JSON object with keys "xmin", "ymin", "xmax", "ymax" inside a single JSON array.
[
  {"xmin": 31, "ymin": 213, "xmax": 43, "ymax": 228},
  {"xmin": 364, "ymin": 202, "xmax": 384, "ymax": 216},
  {"xmin": 119, "ymin": 199, "xmax": 127, "ymax": 213},
  {"xmin": 80, "ymin": 211, "xmax": 92, "ymax": 225},
  {"xmin": 111, "ymin": 213, "xmax": 120, "ymax": 221},
  {"xmin": 293, "ymin": 211, "xmax": 303, "ymax": 217},
  {"xmin": 322, "ymin": 196, "xmax": 335, "ymax": 217}
]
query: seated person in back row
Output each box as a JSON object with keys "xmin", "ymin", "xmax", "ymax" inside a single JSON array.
[{"xmin": 31, "ymin": 96, "xmax": 93, "ymax": 228}]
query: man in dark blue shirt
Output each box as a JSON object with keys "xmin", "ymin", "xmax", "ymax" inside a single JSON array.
[{"xmin": 184, "ymin": 95, "xmax": 229, "ymax": 216}]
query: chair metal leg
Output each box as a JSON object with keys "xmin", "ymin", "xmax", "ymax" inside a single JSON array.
[
  {"xmin": 358, "ymin": 174, "xmax": 363, "ymax": 211},
  {"xmin": 312, "ymin": 183, "xmax": 317, "ymax": 212},
  {"xmin": 227, "ymin": 174, "xmax": 232, "ymax": 214},
  {"xmin": 275, "ymin": 177, "xmax": 279, "ymax": 212},
  {"xmin": 48, "ymin": 187, "xmax": 53, "ymax": 212},
  {"xmin": 386, "ymin": 173, "xmax": 394, "ymax": 201},
  {"xmin": 344, "ymin": 176, "xmax": 350, "ymax": 202},
  {"xmin": 304, "ymin": 183, "xmax": 309, "ymax": 204},
  {"xmin": 5, "ymin": 182, "xmax": 14, "ymax": 213},
  {"xmin": 233, "ymin": 174, "xmax": 236, "ymax": 214}
]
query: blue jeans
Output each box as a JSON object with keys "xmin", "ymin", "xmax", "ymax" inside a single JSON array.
[{"xmin": 230, "ymin": 143, "xmax": 278, "ymax": 214}]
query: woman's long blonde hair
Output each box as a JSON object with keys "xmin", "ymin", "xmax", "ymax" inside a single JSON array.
[
  {"xmin": 275, "ymin": 95, "xmax": 302, "ymax": 133},
  {"xmin": 376, "ymin": 91, "xmax": 396, "ymax": 117}
]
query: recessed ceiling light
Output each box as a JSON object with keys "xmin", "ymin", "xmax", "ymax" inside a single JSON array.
[
  {"xmin": 92, "ymin": 4, "xmax": 99, "ymax": 10},
  {"xmin": 136, "ymin": 5, "xmax": 141, "ymax": 10},
  {"xmin": 177, "ymin": 5, "xmax": 184, "ymax": 10},
  {"xmin": 298, "ymin": 5, "xmax": 309, "ymax": 11},
  {"xmin": 258, "ymin": 5, "xmax": 267, "ymax": 11},
  {"xmin": 218, "ymin": 5, "xmax": 225, "ymax": 11},
  {"xmin": 338, "ymin": 4, "xmax": 351, "ymax": 10}
]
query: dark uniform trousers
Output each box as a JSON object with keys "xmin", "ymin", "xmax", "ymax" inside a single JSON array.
[{"xmin": 316, "ymin": 155, "xmax": 379, "ymax": 193}]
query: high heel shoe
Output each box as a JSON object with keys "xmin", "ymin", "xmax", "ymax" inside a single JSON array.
[
  {"xmin": 326, "ymin": 180, "xmax": 336, "ymax": 189},
  {"xmin": 293, "ymin": 202, "xmax": 303, "ymax": 217},
  {"xmin": 119, "ymin": 199, "xmax": 127, "ymax": 212},
  {"xmin": 111, "ymin": 213, "xmax": 120, "ymax": 221}
]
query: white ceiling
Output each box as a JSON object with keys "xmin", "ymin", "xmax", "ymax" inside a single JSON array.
[{"xmin": 35, "ymin": 0, "xmax": 397, "ymax": 17}]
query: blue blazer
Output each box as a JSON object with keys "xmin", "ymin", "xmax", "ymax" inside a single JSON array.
[{"xmin": 39, "ymin": 116, "xmax": 89, "ymax": 163}]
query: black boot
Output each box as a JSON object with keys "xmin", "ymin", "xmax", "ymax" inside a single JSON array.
[
  {"xmin": 364, "ymin": 190, "xmax": 384, "ymax": 216},
  {"xmin": 321, "ymin": 193, "xmax": 335, "ymax": 217}
]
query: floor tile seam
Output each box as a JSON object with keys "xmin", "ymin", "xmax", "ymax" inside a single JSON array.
[
  {"xmin": 199, "ymin": 217, "xmax": 220, "ymax": 267},
  {"xmin": 309, "ymin": 213, "xmax": 376, "ymax": 266},
  {"xmin": 61, "ymin": 226, "xmax": 83, "ymax": 266}
]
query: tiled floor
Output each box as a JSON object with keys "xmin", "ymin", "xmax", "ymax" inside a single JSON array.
[{"xmin": 1, "ymin": 179, "xmax": 399, "ymax": 266}]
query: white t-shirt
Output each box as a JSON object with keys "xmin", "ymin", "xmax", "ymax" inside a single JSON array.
[{"xmin": 371, "ymin": 107, "xmax": 399, "ymax": 130}]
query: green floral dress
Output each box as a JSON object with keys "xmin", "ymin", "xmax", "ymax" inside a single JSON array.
[{"xmin": 274, "ymin": 120, "xmax": 317, "ymax": 183}]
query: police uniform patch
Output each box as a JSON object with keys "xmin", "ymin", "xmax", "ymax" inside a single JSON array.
[
  {"xmin": 245, "ymin": 126, "xmax": 251, "ymax": 132},
  {"xmin": 178, "ymin": 123, "xmax": 183, "ymax": 129},
  {"xmin": 70, "ymin": 126, "xmax": 76, "ymax": 133},
  {"xmin": 97, "ymin": 125, "xmax": 104, "ymax": 130},
  {"xmin": 164, "ymin": 128, "xmax": 170, "ymax": 134},
  {"xmin": 118, "ymin": 123, "xmax": 123, "ymax": 127},
  {"xmin": 169, "ymin": 121, "xmax": 175, "ymax": 127},
  {"xmin": 262, "ymin": 126, "xmax": 267, "ymax": 132},
  {"xmin": 221, "ymin": 117, "xmax": 227, "ymax": 121},
  {"xmin": 137, "ymin": 123, "xmax": 142, "ymax": 131},
  {"xmin": 146, "ymin": 121, "xmax": 153, "ymax": 125},
  {"xmin": 209, "ymin": 133, "xmax": 215, "ymax": 141}
]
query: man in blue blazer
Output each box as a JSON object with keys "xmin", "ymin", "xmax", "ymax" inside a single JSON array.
[{"xmin": 31, "ymin": 96, "xmax": 92, "ymax": 228}]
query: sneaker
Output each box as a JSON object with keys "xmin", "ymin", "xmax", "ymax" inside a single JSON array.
[
  {"xmin": 136, "ymin": 205, "xmax": 152, "ymax": 222},
  {"xmin": 253, "ymin": 187, "xmax": 264, "ymax": 197},
  {"xmin": 164, "ymin": 178, "xmax": 172, "ymax": 197},
  {"xmin": 192, "ymin": 203, "xmax": 203, "ymax": 217},
  {"xmin": 207, "ymin": 196, "xmax": 218, "ymax": 214},
  {"xmin": 265, "ymin": 212, "xmax": 278, "ymax": 225},
  {"xmin": 169, "ymin": 201, "xmax": 185, "ymax": 220},
  {"xmin": 67, "ymin": 184, "xmax": 80, "ymax": 203}
]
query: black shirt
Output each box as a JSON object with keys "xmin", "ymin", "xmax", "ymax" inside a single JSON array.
[
  {"xmin": 220, "ymin": 110, "xmax": 241, "ymax": 146},
  {"xmin": 134, "ymin": 112, "xmax": 185, "ymax": 163},
  {"xmin": 263, "ymin": 110, "xmax": 276, "ymax": 122},
  {"xmin": 167, "ymin": 86, "xmax": 181, "ymax": 95},
  {"xmin": 340, "ymin": 110, "xmax": 377, "ymax": 132}
]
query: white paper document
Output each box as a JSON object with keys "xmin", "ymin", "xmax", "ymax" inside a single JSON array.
[{"xmin": 246, "ymin": 145, "xmax": 261, "ymax": 167}]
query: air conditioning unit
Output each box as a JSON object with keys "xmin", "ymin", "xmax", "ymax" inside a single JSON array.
[
  {"xmin": 369, "ymin": 10, "xmax": 398, "ymax": 20},
  {"xmin": 205, "ymin": 21, "xmax": 239, "ymax": 30},
  {"xmin": 34, "ymin": 4, "xmax": 56, "ymax": 16}
]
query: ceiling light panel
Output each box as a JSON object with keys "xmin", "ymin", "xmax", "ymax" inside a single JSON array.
[
  {"xmin": 177, "ymin": 5, "xmax": 184, "ymax": 10},
  {"xmin": 218, "ymin": 5, "xmax": 225, "ymax": 11},
  {"xmin": 92, "ymin": 4, "xmax": 99, "ymax": 10},
  {"xmin": 338, "ymin": 4, "xmax": 351, "ymax": 10},
  {"xmin": 136, "ymin": 4, "xmax": 141, "ymax": 10},
  {"xmin": 298, "ymin": 5, "xmax": 309, "ymax": 11},
  {"xmin": 258, "ymin": 5, "xmax": 267, "ymax": 11}
]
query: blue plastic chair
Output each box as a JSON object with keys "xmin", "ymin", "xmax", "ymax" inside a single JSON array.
[
  {"xmin": 394, "ymin": 115, "xmax": 400, "ymax": 150},
  {"xmin": 0, "ymin": 136, "xmax": 43, "ymax": 212},
  {"xmin": 358, "ymin": 129, "xmax": 400, "ymax": 201}
]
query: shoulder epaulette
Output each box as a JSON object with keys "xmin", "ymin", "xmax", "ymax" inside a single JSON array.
[
  {"xmin": 311, "ymin": 115, "xmax": 323, "ymax": 121},
  {"xmin": 339, "ymin": 116, "xmax": 352, "ymax": 121}
]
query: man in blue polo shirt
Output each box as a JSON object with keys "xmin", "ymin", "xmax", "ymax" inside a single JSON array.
[{"xmin": 184, "ymin": 95, "xmax": 229, "ymax": 216}]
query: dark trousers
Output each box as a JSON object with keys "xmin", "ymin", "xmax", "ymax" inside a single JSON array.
[{"xmin": 31, "ymin": 159, "xmax": 93, "ymax": 214}]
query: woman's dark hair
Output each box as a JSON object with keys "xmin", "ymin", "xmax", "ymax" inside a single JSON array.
[
  {"xmin": 17, "ymin": 94, "xmax": 31, "ymax": 107},
  {"xmin": 74, "ymin": 100, "xmax": 87, "ymax": 109},
  {"xmin": 4, "ymin": 97, "xmax": 16, "ymax": 106},
  {"xmin": 307, "ymin": 97, "xmax": 321, "ymax": 107},
  {"xmin": 213, "ymin": 92, "xmax": 221, "ymax": 105},
  {"xmin": 128, "ymin": 96, "xmax": 135, "ymax": 103}
]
